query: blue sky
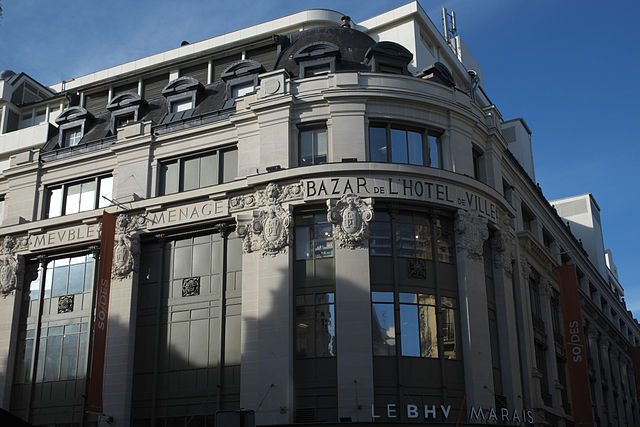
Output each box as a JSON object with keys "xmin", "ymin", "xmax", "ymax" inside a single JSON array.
[{"xmin": 1, "ymin": 1, "xmax": 639, "ymax": 315}]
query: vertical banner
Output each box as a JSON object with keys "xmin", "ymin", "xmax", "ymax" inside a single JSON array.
[
  {"xmin": 557, "ymin": 264, "xmax": 594, "ymax": 426},
  {"xmin": 87, "ymin": 212, "xmax": 116, "ymax": 413}
]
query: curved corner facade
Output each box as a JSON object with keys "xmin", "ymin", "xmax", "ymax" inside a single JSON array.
[{"xmin": 0, "ymin": 3, "xmax": 638, "ymax": 427}]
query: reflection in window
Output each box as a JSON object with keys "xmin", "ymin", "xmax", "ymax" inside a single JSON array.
[
  {"xmin": 295, "ymin": 214, "xmax": 333, "ymax": 260},
  {"xmin": 62, "ymin": 126, "xmax": 82, "ymax": 147},
  {"xmin": 34, "ymin": 323, "xmax": 88, "ymax": 382},
  {"xmin": 369, "ymin": 212, "xmax": 391, "ymax": 256},
  {"xmin": 171, "ymin": 98, "xmax": 193, "ymax": 113},
  {"xmin": 159, "ymin": 147, "xmax": 238, "ymax": 195},
  {"xmin": 299, "ymin": 128, "xmax": 327, "ymax": 166},
  {"xmin": 441, "ymin": 297, "xmax": 458, "ymax": 359},
  {"xmin": 400, "ymin": 293, "xmax": 438, "ymax": 358},
  {"xmin": 395, "ymin": 215, "xmax": 431, "ymax": 259},
  {"xmin": 47, "ymin": 175, "xmax": 112, "ymax": 218},
  {"xmin": 434, "ymin": 218, "xmax": 455, "ymax": 263},
  {"xmin": 369, "ymin": 124, "xmax": 441, "ymax": 168},
  {"xmin": 296, "ymin": 293, "xmax": 336, "ymax": 358},
  {"xmin": 371, "ymin": 292, "xmax": 396, "ymax": 356},
  {"xmin": 32, "ymin": 255, "xmax": 95, "ymax": 299}
]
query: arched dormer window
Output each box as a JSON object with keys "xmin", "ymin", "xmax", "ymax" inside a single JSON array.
[
  {"xmin": 293, "ymin": 42, "xmax": 340, "ymax": 78},
  {"xmin": 161, "ymin": 76, "xmax": 203, "ymax": 114},
  {"xmin": 54, "ymin": 106, "xmax": 92, "ymax": 148},
  {"xmin": 106, "ymin": 92, "xmax": 146, "ymax": 134},
  {"xmin": 221, "ymin": 60, "xmax": 265, "ymax": 104},
  {"xmin": 415, "ymin": 62, "xmax": 456, "ymax": 88},
  {"xmin": 364, "ymin": 41, "xmax": 413, "ymax": 75}
]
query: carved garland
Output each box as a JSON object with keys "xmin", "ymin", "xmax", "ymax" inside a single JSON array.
[{"xmin": 327, "ymin": 194, "xmax": 373, "ymax": 249}]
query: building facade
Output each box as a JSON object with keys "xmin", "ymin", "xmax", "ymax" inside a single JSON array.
[{"xmin": 0, "ymin": 3, "xmax": 638, "ymax": 426}]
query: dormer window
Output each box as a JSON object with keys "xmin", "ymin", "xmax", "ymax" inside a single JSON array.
[
  {"xmin": 162, "ymin": 76, "xmax": 203, "ymax": 117},
  {"xmin": 293, "ymin": 42, "xmax": 340, "ymax": 78},
  {"xmin": 106, "ymin": 92, "xmax": 145, "ymax": 134},
  {"xmin": 364, "ymin": 41, "xmax": 413, "ymax": 75},
  {"xmin": 53, "ymin": 106, "xmax": 92, "ymax": 149},
  {"xmin": 221, "ymin": 60, "xmax": 265, "ymax": 107},
  {"xmin": 63, "ymin": 127, "xmax": 82, "ymax": 147}
]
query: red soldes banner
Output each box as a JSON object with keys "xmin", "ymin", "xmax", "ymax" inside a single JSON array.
[
  {"xmin": 87, "ymin": 212, "xmax": 116, "ymax": 413},
  {"xmin": 557, "ymin": 264, "xmax": 594, "ymax": 426}
]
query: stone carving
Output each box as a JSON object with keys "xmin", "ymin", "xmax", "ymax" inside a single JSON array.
[
  {"xmin": 520, "ymin": 259, "xmax": 531, "ymax": 279},
  {"xmin": 454, "ymin": 210, "xmax": 488, "ymax": 261},
  {"xmin": 229, "ymin": 182, "xmax": 303, "ymax": 213},
  {"xmin": 112, "ymin": 213, "xmax": 145, "ymax": 280},
  {"xmin": 0, "ymin": 235, "xmax": 23, "ymax": 297},
  {"xmin": 408, "ymin": 258, "xmax": 427, "ymax": 279},
  {"xmin": 235, "ymin": 183, "xmax": 293, "ymax": 256},
  {"xmin": 58, "ymin": 295, "xmax": 74, "ymax": 313},
  {"xmin": 326, "ymin": 194, "xmax": 373, "ymax": 249},
  {"xmin": 182, "ymin": 277, "xmax": 201, "ymax": 297},
  {"xmin": 492, "ymin": 229, "xmax": 515, "ymax": 275}
]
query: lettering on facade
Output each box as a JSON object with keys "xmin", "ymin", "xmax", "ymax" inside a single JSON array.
[
  {"xmin": 146, "ymin": 199, "xmax": 227, "ymax": 230},
  {"xmin": 370, "ymin": 403, "xmax": 534, "ymax": 425},
  {"xmin": 304, "ymin": 177, "xmax": 497, "ymax": 222},
  {"xmin": 29, "ymin": 223, "xmax": 101, "ymax": 251}
]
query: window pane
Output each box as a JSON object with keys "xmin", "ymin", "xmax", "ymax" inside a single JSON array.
[
  {"xmin": 314, "ymin": 129, "xmax": 327, "ymax": 164},
  {"xmin": 400, "ymin": 303, "xmax": 420, "ymax": 356},
  {"xmin": 161, "ymin": 161, "xmax": 179, "ymax": 195},
  {"xmin": 84, "ymin": 257, "xmax": 94, "ymax": 292},
  {"xmin": 182, "ymin": 157, "xmax": 200, "ymax": 191},
  {"xmin": 435, "ymin": 218, "xmax": 454, "ymax": 263},
  {"xmin": 399, "ymin": 292, "xmax": 417, "ymax": 303},
  {"xmin": 36, "ymin": 338, "xmax": 45, "ymax": 382},
  {"xmin": 295, "ymin": 226, "xmax": 311, "ymax": 260},
  {"xmin": 79, "ymin": 179, "xmax": 97, "ymax": 212},
  {"xmin": 296, "ymin": 305, "xmax": 314, "ymax": 358},
  {"xmin": 44, "ymin": 263, "xmax": 53, "ymax": 298},
  {"xmin": 60, "ymin": 333, "xmax": 79, "ymax": 379},
  {"xmin": 232, "ymin": 83, "xmax": 254, "ymax": 98},
  {"xmin": 395, "ymin": 221, "xmax": 415, "ymax": 258},
  {"xmin": 64, "ymin": 183, "xmax": 82, "ymax": 215},
  {"xmin": 222, "ymin": 149, "xmax": 238, "ymax": 183},
  {"xmin": 372, "ymin": 291, "xmax": 394, "ymax": 303},
  {"xmin": 98, "ymin": 176, "xmax": 113, "ymax": 208},
  {"xmin": 199, "ymin": 153, "xmax": 218, "ymax": 187},
  {"xmin": 29, "ymin": 268, "xmax": 41, "ymax": 300},
  {"xmin": 171, "ymin": 99, "xmax": 192, "ymax": 113},
  {"xmin": 77, "ymin": 331, "xmax": 88, "ymax": 377},
  {"xmin": 414, "ymin": 222, "xmax": 432, "ymax": 260},
  {"xmin": 419, "ymin": 304, "xmax": 439, "ymax": 357},
  {"xmin": 300, "ymin": 131, "xmax": 313, "ymax": 166},
  {"xmin": 34, "ymin": 109, "xmax": 46, "ymax": 125},
  {"xmin": 407, "ymin": 131, "xmax": 423, "ymax": 165},
  {"xmin": 428, "ymin": 135, "xmax": 440, "ymax": 168},
  {"xmin": 441, "ymin": 299, "xmax": 457, "ymax": 359},
  {"xmin": 372, "ymin": 303, "xmax": 396, "ymax": 355},
  {"xmin": 314, "ymin": 223, "xmax": 333, "ymax": 258},
  {"xmin": 369, "ymin": 127, "xmax": 387, "ymax": 162},
  {"xmin": 51, "ymin": 266, "xmax": 68, "ymax": 297},
  {"xmin": 390, "ymin": 129, "xmax": 408, "ymax": 163},
  {"xmin": 316, "ymin": 301, "xmax": 336, "ymax": 357},
  {"xmin": 44, "ymin": 335, "xmax": 62, "ymax": 381},
  {"xmin": 48, "ymin": 187, "xmax": 63, "ymax": 218},
  {"xmin": 370, "ymin": 221, "xmax": 392, "ymax": 256},
  {"xmin": 68, "ymin": 263, "xmax": 85, "ymax": 294}
]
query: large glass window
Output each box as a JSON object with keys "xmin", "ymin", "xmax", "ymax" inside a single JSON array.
[
  {"xmin": 36, "ymin": 323, "xmax": 88, "ymax": 382},
  {"xmin": 296, "ymin": 293, "xmax": 336, "ymax": 358},
  {"xmin": 159, "ymin": 147, "xmax": 238, "ymax": 195},
  {"xmin": 369, "ymin": 124, "xmax": 441, "ymax": 167},
  {"xmin": 372, "ymin": 291, "xmax": 457, "ymax": 359},
  {"xmin": 299, "ymin": 127, "xmax": 327, "ymax": 166},
  {"xmin": 46, "ymin": 175, "xmax": 113, "ymax": 218}
]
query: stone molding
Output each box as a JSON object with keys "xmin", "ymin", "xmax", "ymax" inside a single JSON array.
[
  {"xmin": 327, "ymin": 194, "xmax": 373, "ymax": 249},
  {"xmin": 112, "ymin": 213, "xmax": 146, "ymax": 280},
  {"xmin": 454, "ymin": 209, "xmax": 488, "ymax": 261},
  {"xmin": 234, "ymin": 183, "xmax": 294, "ymax": 256}
]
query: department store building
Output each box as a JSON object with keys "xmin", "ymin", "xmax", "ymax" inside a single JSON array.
[{"xmin": 0, "ymin": 3, "xmax": 638, "ymax": 426}]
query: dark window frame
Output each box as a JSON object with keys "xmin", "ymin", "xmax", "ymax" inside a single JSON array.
[
  {"xmin": 368, "ymin": 122, "xmax": 442, "ymax": 168},
  {"xmin": 298, "ymin": 124, "xmax": 328, "ymax": 166},
  {"xmin": 45, "ymin": 174, "xmax": 113, "ymax": 219},
  {"xmin": 157, "ymin": 145, "xmax": 238, "ymax": 196}
]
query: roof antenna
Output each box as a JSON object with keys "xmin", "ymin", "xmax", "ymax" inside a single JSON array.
[
  {"xmin": 442, "ymin": 8, "xmax": 458, "ymax": 49},
  {"xmin": 341, "ymin": 16, "xmax": 352, "ymax": 28}
]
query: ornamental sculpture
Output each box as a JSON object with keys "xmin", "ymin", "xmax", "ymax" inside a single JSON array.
[
  {"xmin": 229, "ymin": 182, "xmax": 303, "ymax": 213},
  {"xmin": 237, "ymin": 204, "xmax": 292, "ymax": 256},
  {"xmin": 112, "ymin": 213, "xmax": 145, "ymax": 280},
  {"xmin": 0, "ymin": 236, "xmax": 20, "ymax": 297},
  {"xmin": 327, "ymin": 194, "xmax": 373, "ymax": 249},
  {"xmin": 454, "ymin": 209, "xmax": 488, "ymax": 261},
  {"xmin": 491, "ymin": 229, "xmax": 515, "ymax": 275}
]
